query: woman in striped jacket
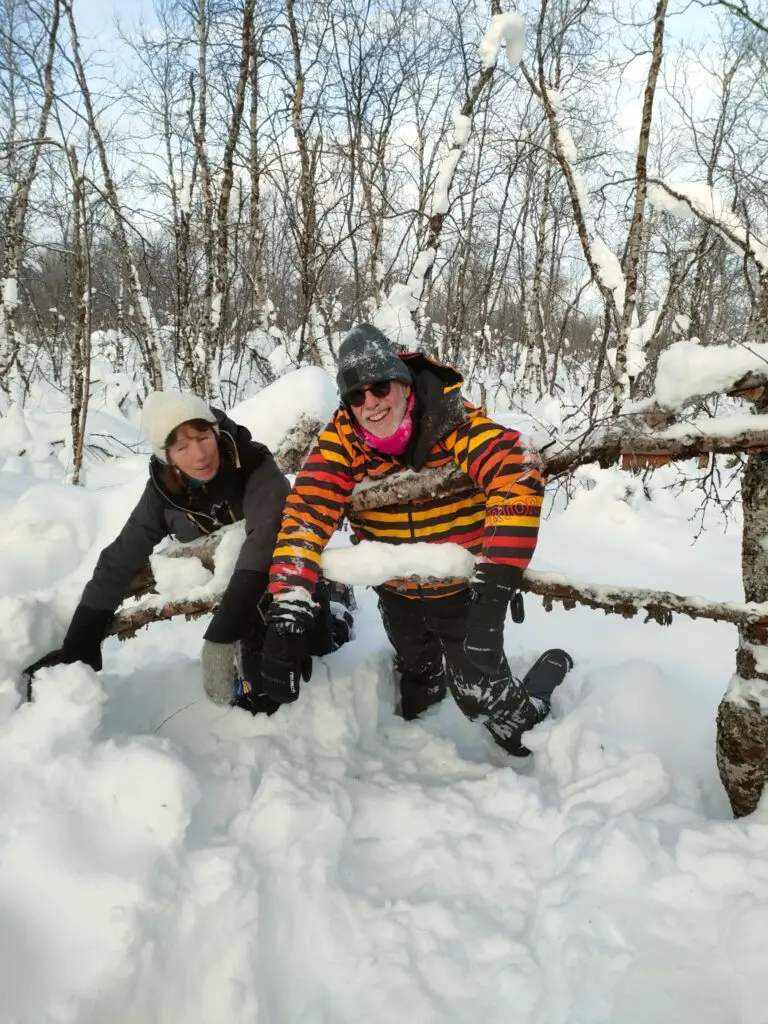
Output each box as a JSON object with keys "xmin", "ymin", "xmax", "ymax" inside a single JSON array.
[{"xmin": 259, "ymin": 323, "xmax": 563, "ymax": 756}]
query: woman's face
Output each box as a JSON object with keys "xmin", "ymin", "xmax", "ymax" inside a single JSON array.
[{"xmin": 167, "ymin": 423, "xmax": 220, "ymax": 481}]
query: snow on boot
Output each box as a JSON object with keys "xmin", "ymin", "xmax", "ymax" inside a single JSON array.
[
  {"xmin": 522, "ymin": 648, "xmax": 573, "ymax": 710},
  {"xmin": 398, "ymin": 664, "xmax": 447, "ymax": 720}
]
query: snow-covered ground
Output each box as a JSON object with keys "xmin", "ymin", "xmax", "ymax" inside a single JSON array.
[{"xmin": 1, "ymin": 385, "xmax": 767, "ymax": 1024}]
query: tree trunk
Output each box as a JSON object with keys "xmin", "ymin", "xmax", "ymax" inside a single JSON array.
[
  {"xmin": 68, "ymin": 146, "xmax": 90, "ymax": 485},
  {"xmin": 613, "ymin": 0, "xmax": 668, "ymax": 416},
  {"xmin": 717, "ymin": 436, "xmax": 768, "ymax": 817},
  {"xmin": 211, "ymin": 0, "xmax": 255, "ymax": 376},
  {"xmin": 0, "ymin": 0, "xmax": 61, "ymax": 389},
  {"xmin": 193, "ymin": 0, "xmax": 216, "ymax": 395},
  {"xmin": 285, "ymin": 0, "xmax": 320, "ymax": 364},
  {"xmin": 62, "ymin": 0, "xmax": 164, "ymax": 389}
]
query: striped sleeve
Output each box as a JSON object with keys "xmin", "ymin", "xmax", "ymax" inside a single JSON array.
[
  {"xmin": 443, "ymin": 405, "xmax": 545, "ymax": 570},
  {"xmin": 268, "ymin": 417, "xmax": 355, "ymax": 596}
]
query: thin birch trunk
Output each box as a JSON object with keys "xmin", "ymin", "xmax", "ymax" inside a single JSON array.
[
  {"xmin": 62, "ymin": 0, "xmax": 164, "ymax": 388},
  {"xmin": 68, "ymin": 146, "xmax": 89, "ymax": 485},
  {"xmin": 0, "ymin": 0, "xmax": 60, "ymax": 388},
  {"xmin": 211, "ymin": 0, "xmax": 256, "ymax": 369},
  {"xmin": 613, "ymin": 0, "xmax": 668, "ymax": 416}
]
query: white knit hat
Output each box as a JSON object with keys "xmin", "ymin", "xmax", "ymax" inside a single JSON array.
[{"xmin": 141, "ymin": 390, "xmax": 219, "ymax": 461}]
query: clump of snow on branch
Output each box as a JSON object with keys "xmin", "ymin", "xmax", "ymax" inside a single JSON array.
[
  {"xmin": 269, "ymin": 307, "xmax": 338, "ymax": 377},
  {"xmin": 2, "ymin": 277, "xmax": 19, "ymax": 311},
  {"xmin": 546, "ymin": 90, "xmax": 590, "ymax": 215},
  {"xmin": 649, "ymin": 182, "xmax": 768, "ymax": 269},
  {"xmin": 371, "ymin": 14, "xmax": 525, "ymax": 350},
  {"xmin": 210, "ymin": 291, "xmax": 223, "ymax": 331},
  {"xmin": 373, "ymin": 248, "xmax": 436, "ymax": 349},
  {"xmin": 479, "ymin": 12, "xmax": 526, "ymax": 70},
  {"xmin": 178, "ymin": 180, "xmax": 192, "ymax": 216},
  {"xmin": 591, "ymin": 237, "xmax": 626, "ymax": 313},
  {"xmin": 150, "ymin": 551, "xmax": 214, "ymax": 596},
  {"xmin": 432, "ymin": 149, "xmax": 463, "ymax": 218},
  {"xmin": 430, "ymin": 110, "xmax": 477, "ymax": 219},
  {"xmin": 649, "ymin": 339, "xmax": 768, "ymax": 410},
  {"xmin": 230, "ymin": 365, "xmax": 338, "ymax": 451},
  {"xmin": 626, "ymin": 303, "xmax": 663, "ymax": 379},
  {"xmin": 453, "ymin": 113, "xmax": 471, "ymax": 146},
  {"xmin": 543, "ymin": 88, "xmax": 626, "ymax": 318},
  {"xmin": 321, "ymin": 539, "xmax": 476, "ymax": 586}
]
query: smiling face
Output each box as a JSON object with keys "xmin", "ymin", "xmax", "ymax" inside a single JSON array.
[
  {"xmin": 166, "ymin": 422, "xmax": 221, "ymax": 481},
  {"xmin": 349, "ymin": 380, "xmax": 411, "ymax": 438}
]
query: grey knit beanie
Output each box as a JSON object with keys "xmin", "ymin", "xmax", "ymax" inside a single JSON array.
[{"xmin": 336, "ymin": 323, "xmax": 412, "ymax": 400}]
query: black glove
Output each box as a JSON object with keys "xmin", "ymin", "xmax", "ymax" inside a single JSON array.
[
  {"xmin": 330, "ymin": 608, "xmax": 354, "ymax": 651},
  {"xmin": 61, "ymin": 604, "xmax": 114, "ymax": 671},
  {"xmin": 464, "ymin": 562, "xmax": 524, "ymax": 676},
  {"xmin": 23, "ymin": 649, "xmax": 69, "ymax": 701},
  {"xmin": 233, "ymin": 617, "xmax": 281, "ymax": 717},
  {"xmin": 204, "ymin": 570, "xmax": 268, "ymax": 643},
  {"xmin": 231, "ymin": 687, "xmax": 282, "ymax": 717},
  {"xmin": 23, "ymin": 604, "xmax": 113, "ymax": 701},
  {"xmin": 260, "ymin": 590, "xmax": 315, "ymax": 704}
]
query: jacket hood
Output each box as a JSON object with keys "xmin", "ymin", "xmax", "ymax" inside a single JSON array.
[{"xmin": 400, "ymin": 351, "xmax": 464, "ymax": 390}]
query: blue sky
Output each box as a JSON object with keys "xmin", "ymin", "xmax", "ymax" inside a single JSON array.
[{"xmin": 73, "ymin": 0, "xmax": 157, "ymax": 49}]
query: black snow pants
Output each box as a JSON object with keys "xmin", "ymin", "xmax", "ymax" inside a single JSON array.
[{"xmin": 377, "ymin": 587, "xmax": 546, "ymax": 756}]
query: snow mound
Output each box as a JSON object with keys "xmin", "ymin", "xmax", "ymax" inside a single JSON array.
[
  {"xmin": 0, "ymin": 663, "xmax": 198, "ymax": 1023},
  {"xmin": 230, "ymin": 366, "xmax": 338, "ymax": 453}
]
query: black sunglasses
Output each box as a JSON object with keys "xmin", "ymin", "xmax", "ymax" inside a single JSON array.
[{"xmin": 346, "ymin": 380, "xmax": 393, "ymax": 408}]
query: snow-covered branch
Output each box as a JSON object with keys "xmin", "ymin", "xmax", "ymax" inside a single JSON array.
[
  {"xmin": 376, "ymin": 7, "xmax": 524, "ymax": 343},
  {"xmin": 108, "ymin": 540, "xmax": 768, "ymax": 641},
  {"xmin": 545, "ymin": 417, "xmax": 768, "ymax": 476},
  {"xmin": 634, "ymin": 339, "xmax": 768, "ymax": 411},
  {"xmin": 524, "ymin": 571, "xmax": 765, "ymax": 627},
  {"xmin": 522, "ymin": 16, "xmax": 624, "ymax": 340},
  {"xmin": 648, "ymin": 180, "xmax": 768, "ymax": 270}
]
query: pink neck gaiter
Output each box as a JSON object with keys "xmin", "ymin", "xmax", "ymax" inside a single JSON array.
[{"xmin": 359, "ymin": 393, "xmax": 416, "ymax": 455}]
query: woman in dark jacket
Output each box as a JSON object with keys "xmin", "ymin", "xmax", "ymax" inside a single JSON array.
[{"xmin": 28, "ymin": 390, "xmax": 350, "ymax": 713}]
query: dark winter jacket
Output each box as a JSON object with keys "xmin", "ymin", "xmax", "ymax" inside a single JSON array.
[
  {"xmin": 268, "ymin": 353, "xmax": 545, "ymax": 600},
  {"xmin": 68, "ymin": 410, "xmax": 290, "ymax": 653}
]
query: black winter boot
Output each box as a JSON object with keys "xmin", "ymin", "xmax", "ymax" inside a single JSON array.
[{"xmin": 398, "ymin": 663, "xmax": 447, "ymax": 720}]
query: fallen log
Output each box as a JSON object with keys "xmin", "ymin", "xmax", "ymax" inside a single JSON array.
[
  {"xmin": 523, "ymin": 571, "xmax": 766, "ymax": 629},
  {"xmin": 110, "ymin": 596, "xmax": 216, "ymax": 640},
  {"xmin": 544, "ymin": 422, "xmax": 768, "ymax": 478},
  {"xmin": 109, "ymin": 548, "xmax": 768, "ymax": 641},
  {"xmin": 272, "ymin": 413, "xmax": 325, "ymax": 474},
  {"xmin": 115, "ymin": 412, "xmax": 768, "ymax": 630}
]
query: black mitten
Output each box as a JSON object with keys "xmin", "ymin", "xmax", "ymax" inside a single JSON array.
[
  {"xmin": 463, "ymin": 563, "xmax": 523, "ymax": 676},
  {"xmin": 60, "ymin": 604, "xmax": 114, "ymax": 671},
  {"xmin": 260, "ymin": 589, "xmax": 315, "ymax": 704},
  {"xmin": 330, "ymin": 608, "xmax": 354, "ymax": 651},
  {"xmin": 24, "ymin": 604, "xmax": 113, "ymax": 701},
  {"xmin": 23, "ymin": 649, "xmax": 68, "ymax": 701}
]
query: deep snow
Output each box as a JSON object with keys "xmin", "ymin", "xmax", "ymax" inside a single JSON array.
[{"xmin": 1, "ymin": 380, "xmax": 767, "ymax": 1024}]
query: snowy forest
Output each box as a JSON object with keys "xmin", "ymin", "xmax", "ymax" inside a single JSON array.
[
  {"xmin": 2, "ymin": 0, "xmax": 767, "ymax": 411},
  {"xmin": 3, "ymin": 0, "xmax": 768, "ymax": 1020}
]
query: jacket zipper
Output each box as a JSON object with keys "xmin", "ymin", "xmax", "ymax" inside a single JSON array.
[{"xmin": 150, "ymin": 454, "xmax": 241, "ymax": 533}]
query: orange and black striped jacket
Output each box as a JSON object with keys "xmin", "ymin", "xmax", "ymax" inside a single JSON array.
[{"xmin": 268, "ymin": 353, "xmax": 545, "ymax": 599}]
